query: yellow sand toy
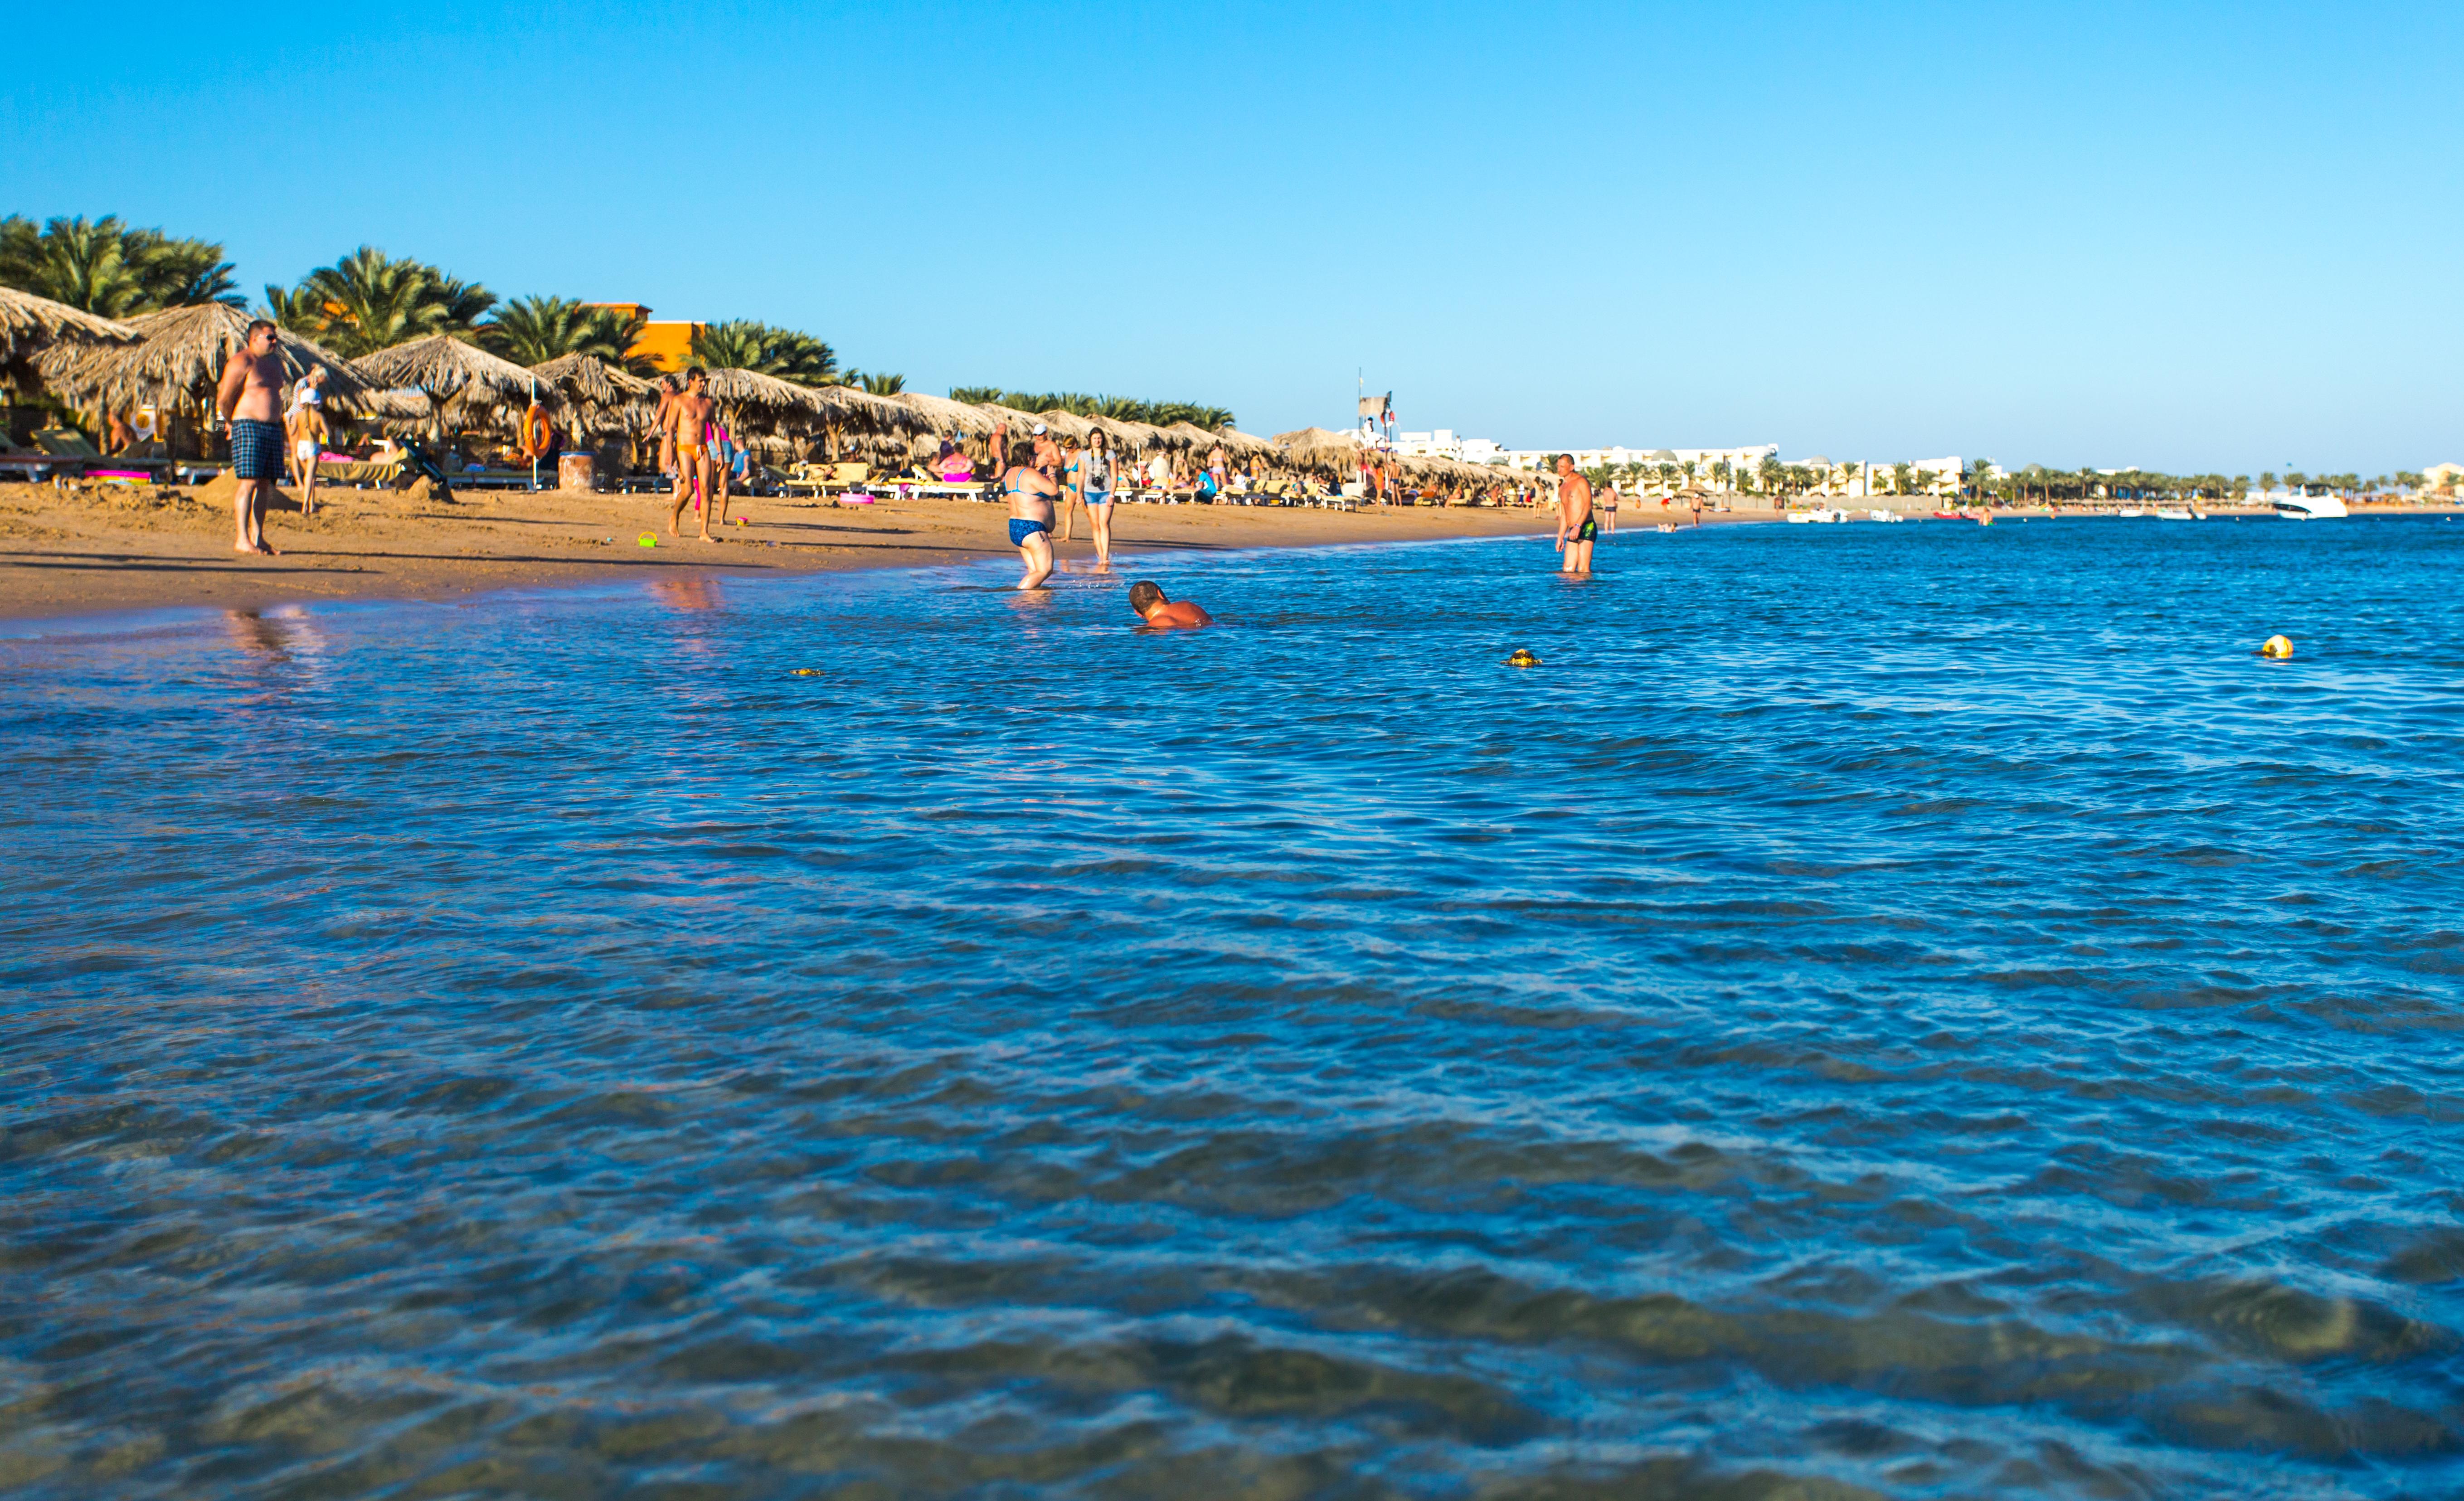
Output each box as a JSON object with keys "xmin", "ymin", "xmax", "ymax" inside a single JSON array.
[{"xmin": 638, "ymin": 532, "xmax": 657, "ymax": 548}]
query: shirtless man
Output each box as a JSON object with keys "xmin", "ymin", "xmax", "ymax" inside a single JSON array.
[
  {"xmin": 214, "ymin": 319, "xmax": 289, "ymax": 554},
  {"xmin": 665, "ymin": 367, "xmax": 718, "ymax": 540},
  {"xmin": 1001, "ymin": 437, "xmax": 1059, "ymax": 588},
  {"xmin": 1552, "ymin": 453, "xmax": 1596, "ymax": 574},
  {"xmin": 1128, "ymin": 579, "xmax": 1212, "ymax": 627}
]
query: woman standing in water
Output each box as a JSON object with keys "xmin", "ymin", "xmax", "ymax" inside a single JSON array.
[
  {"xmin": 1068, "ymin": 427, "xmax": 1118, "ymax": 568},
  {"xmin": 1002, "ymin": 437, "xmax": 1059, "ymax": 589}
]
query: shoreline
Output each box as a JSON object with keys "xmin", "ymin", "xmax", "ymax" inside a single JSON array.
[
  {"xmin": 0, "ymin": 481, "xmax": 1765, "ymax": 628},
  {"xmin": 2, "ymin": 482, "xmax": 2453, "ymax": 630}
]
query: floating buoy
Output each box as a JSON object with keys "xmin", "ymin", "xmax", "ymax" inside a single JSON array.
[
  {"xmin": 2260, "ymin": 634, "xmax": 2294, "ymax": 659},
  {"xmin": 790, "ymin": 668, "xmax": 820, "ymax": 676},
  {"xmin": 1506, "ymin": 649, "xmax": 1541, "ymax": 667},
  {"xmin": 638, "ymin": 532, "xmax": 656, "ymax": 548}
]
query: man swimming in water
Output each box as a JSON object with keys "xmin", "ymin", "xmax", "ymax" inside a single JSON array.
[
  {"xmin": 1128, "ymin": 580, "xmax": 1213, "ymax": 627},
  {"xmin": 1553, "ymin": 453, "xmax": 1596, "ymax": 573},
  {"xmin": 1003, "ymin": 437, "xmax": 1059, "ymax": 589}
]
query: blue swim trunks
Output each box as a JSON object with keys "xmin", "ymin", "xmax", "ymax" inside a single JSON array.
[
  {"xmin": 1008, "ymin": 518, "xmax": 1049, "ymax": 547},
  {"xmin": 230, "ymin": 418, "xmax": 285, "ymax": 481}
]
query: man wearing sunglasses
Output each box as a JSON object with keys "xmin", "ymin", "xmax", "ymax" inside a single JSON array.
[{"xmin": 214, "ymin": 320, "xmax": 289, "ymax": 555}]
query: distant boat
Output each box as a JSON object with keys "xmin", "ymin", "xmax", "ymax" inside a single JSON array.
[
  {"xmin": 2115, "ymin": 507, "xmax": 2146, "ymax": 518},
  {"xmin": 2155, "ymin": 507, "xmax": 2196, "ymax": 521},
  {"xmin": 1866, "ymin": 509, "xmax": 1904, "ymax": 523},
  {"xmin": 2273, "ymin": 493, "xmax": 2349, "ymax": 519},
  {"xmin": 1931, "ymin": 510, "xmax": 1965, "ymax": 520},
  {"xmin": 1788, "ymin": 507, "xmax": 1848, "ymax": 524}
]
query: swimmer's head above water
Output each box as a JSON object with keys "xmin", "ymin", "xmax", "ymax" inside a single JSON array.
[{"xmin": 1129, "ymin": 581, "xmax": 1215, "ymax": 628}]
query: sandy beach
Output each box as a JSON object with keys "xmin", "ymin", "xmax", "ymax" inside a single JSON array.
[{"xmin": 0, "ymin": 478, "xmax": 1745, "ymax": 623}]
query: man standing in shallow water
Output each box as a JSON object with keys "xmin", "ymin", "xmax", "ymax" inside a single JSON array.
[
  {"xmin": 1553, "ymin": 453, "xmax": 1596, "ymax": 573},
  {"xmin": 215, "ymin": 319, "xmax": 288, "ymax": 555}
]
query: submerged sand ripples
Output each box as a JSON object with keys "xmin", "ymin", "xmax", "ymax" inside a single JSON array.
[{"xmin": 3, "ymin": 518, "xmax": 2462, "ymax": 1497}]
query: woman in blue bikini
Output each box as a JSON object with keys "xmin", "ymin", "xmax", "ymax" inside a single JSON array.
[{"xmin": 1002, "ymin": 437, "xmax": 1059, "ymax": 589}]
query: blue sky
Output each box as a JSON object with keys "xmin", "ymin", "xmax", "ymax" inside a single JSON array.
[{"xmin": 5, "ymin": 1, "xmax": 2457, "ymax": 471}]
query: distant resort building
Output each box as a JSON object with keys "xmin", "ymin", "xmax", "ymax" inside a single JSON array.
[{"xmin": 1392, "ymin": 431, "xmax": 1972, "ymax": 497}]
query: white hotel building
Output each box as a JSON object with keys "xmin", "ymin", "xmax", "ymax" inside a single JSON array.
[{"xmin": 1394, "ymin": 430, "xmax": 1968, "ymax": 498}]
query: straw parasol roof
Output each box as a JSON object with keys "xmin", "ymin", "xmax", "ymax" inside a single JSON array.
[
  {"xmin": 1214, "ymin": 427, "xmax": 1277, "ymax": 458},
  {"xmin": 1097, "ymin": 417, "xmax": 1174, "ymax": 455},
  {"xmin": 35, "ymin": 302, "xmax": 371, "ymax": 414},
  {"xmin": 0, "ymin": 285, "xmax": 136, "ymax": 364},
  {"xmin": 1034, "ymin": 408, "xmax": 1097, "ymax": 442},
  {"xmin": 891, "ymin": 391, "xmax": 998, "ymax": 436},
  {"xmin": 814, "ymin": 384, "xmax": 931, "ymax": 436},
  {"xmin": 1168, "ymin": 421, "xmax": 1242, "ymax": 452},
  {"xmin": 1274, "ymin": 427, "xmax": 1365, "ymax": 466},
  {"xmin": 530, "ymin": 352, "xmax": 653, "ymax": 410},
  {"xmin": 357, "ymin": 334, "xmax": 535, "ymax": 408},
  {"xmin": 700, "ymin": 364, "xmax": 833, "ymax": 424}
]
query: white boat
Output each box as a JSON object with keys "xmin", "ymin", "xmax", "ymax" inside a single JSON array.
[
  {"xmin": 2155, "ymin": 507, "xmax": 2196, "ymax": 521},
  {"xmin": 1787, "ymin": 507, "xmax": 1848, "ymax": 524},
  {"xmin": 1866, "ymin": 509, "xmax": 1904, "ymax": 523},
  {"xmin": 2272, "ymin": 492, "xmax": 2349, "ymax": 519},
  {"xmin": 2115, "ymin": 507, "xmax": 2146, "ymax": 518}
]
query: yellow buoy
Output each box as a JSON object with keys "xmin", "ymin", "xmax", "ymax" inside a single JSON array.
[
  {"xmin": 2260, "ymin": 634, "xmax": 2294, "ymax": 659},
  {"xmin": 1506, "ymin": 649, "xmax": 1541, "ymax": 667},
  {"xmin": 790, "ymin": 668, "xmax": 820, "ymax": 676}
]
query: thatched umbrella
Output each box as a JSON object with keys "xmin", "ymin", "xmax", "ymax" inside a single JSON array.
[
  {"xmin": 891, "ymin": 391, "xmax": 997, "ymax": 437},
  {"xmin": 814, "ymin": 384, "xmax": 930, "ymax": 437},
  {"xmin": 355, "ymin": 334, "xmax": 537, "ymax": 441},
  {"xmin": 1168, "ymin": 421, "xmax": 1238, "ymax": 453},
  {"xmin": 1033, "ymin": 408, "xmax": 1097, "ymax": 443},
  {"xmin": 1274, "ymin": 427, "xmax": 1365, "ymax": 467},
  {"xmin": 527, "ymin": 353, "xmax": 654, "ymax": 443},
  {"xmin": 696, "ymin": 365, "xmax": 822, "ymax": 420},
  {"xmin": 530, "ymin": 352, "xmax": 651, "ymax": 410},
  {"xmin": 1214, "ymin": 428, "xmax": 1277, "ymax": 459},
  {"xmin": 0, "ymin": 285, "xmax": 135, "ymax": 364},
  {"xmin": 1103, "ymin": 418, "xmax": 1176, "ymax": 456},
  {"xmin": 34, "ymin": 303, "xmax": 370, "ymax": 453}
]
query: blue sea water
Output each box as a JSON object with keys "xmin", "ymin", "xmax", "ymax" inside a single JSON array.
[{"xmin": 3, "ymin": 515, "xmax": 2462, "ymax": 1500}]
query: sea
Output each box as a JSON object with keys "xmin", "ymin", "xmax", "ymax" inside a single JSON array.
[{"xmin": 3, "ymin": 515, "xmax": 2460, "ymax": 1499}]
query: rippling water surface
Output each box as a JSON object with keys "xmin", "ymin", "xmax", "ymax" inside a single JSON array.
[{"xmin": 5, "ymin": 517, "xmax": 2463, "ymax": 1499}]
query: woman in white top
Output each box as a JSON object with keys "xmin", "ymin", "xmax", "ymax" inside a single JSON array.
[{"xmin": 1066, "ymin": 427, "xmax": 1118, "ymax": 568}]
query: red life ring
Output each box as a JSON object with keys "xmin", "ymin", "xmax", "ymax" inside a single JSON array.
[{"xmin": 520, "ymin": 404, "xmax": 554, "ymax": 458}]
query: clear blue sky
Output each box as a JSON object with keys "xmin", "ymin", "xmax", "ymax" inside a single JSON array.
[{"xmin": 5, "ymin": 1, "xmax": 2457, "ymax": 472}]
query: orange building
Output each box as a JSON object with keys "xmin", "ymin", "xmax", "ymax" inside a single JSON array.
[{"xmin": 586, "ymin": 303, "xmax": 702, "ymax": 374}]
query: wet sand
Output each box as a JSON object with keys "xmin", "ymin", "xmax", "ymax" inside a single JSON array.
[
  {"xmin": 0, "ymin": 479, "xmax": 1754, "ymax": 624},
  {"xmin": 3, "ymin": 479, "xmax": 2447, "ymax": 625}
]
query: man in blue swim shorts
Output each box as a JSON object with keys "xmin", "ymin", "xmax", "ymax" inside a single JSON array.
[
  {"xmin": 1001, "ymin": 438, "xmax": 1059, "ymax": 589},
  {"xmin": 215, "ymin": 318, "xmax": 290, "ymax": 555}
]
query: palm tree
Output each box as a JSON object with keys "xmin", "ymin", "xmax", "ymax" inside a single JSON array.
[
  {"xmin": 0, "ymin": 214, "xmax": 239, "ymax": 315},
  {"xmin": 274, "ymin": 247, "xmax": 496, "ymax": 357},
  {"xmin": 483, "ymin": 296, "xmax": 647, "ymax": 369},
  {"xmin": 948, "ymin": 386, "xmax": 1004, "ymax": 405},
  {"xmin": 855, "ymin": 371, "xmax": 906, "ymax": 394},
  {"xmin": 691, "ymin": 320, "xmax": 838, "ymax": 385}
]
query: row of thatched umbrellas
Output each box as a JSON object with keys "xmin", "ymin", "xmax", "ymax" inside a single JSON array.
[{"xmin": 3, "ymin": 285, "xmax": 1540, "ymax": 490}]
